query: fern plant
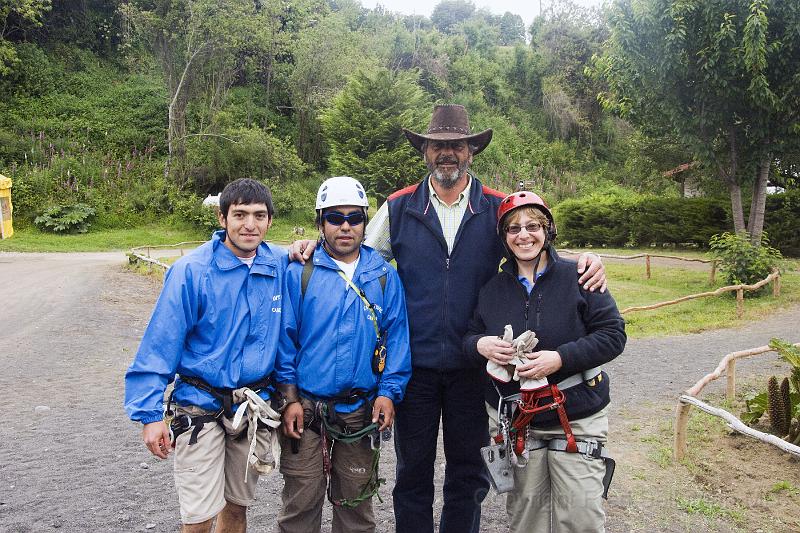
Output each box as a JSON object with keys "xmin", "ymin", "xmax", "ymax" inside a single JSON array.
[{"xmin": 34, "ymin": 203, "xmax": 96, "ymax": 234}]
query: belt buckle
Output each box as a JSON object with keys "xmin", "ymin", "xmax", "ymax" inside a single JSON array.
[{"xmin": 582, "ymin": 440, "xmax": 601, "ymax": 460}]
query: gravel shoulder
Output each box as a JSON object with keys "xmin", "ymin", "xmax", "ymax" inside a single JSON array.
[{"xmin": 1, "ymin": 252, "xmax": 798, "ymax": 532}]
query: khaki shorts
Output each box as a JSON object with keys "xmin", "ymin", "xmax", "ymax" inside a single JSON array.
[{"xmin": 172, "ymin": 405, "xmax": 274, "ymax": 524}]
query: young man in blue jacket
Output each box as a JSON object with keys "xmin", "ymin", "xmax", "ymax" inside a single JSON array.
[
  {"xmin": 124, "ymin": 178, "xmax": 286, "ymax": 533},
  {"xmin": 275, "ymin": 176, "xmax": 412, "ymax": 533}
]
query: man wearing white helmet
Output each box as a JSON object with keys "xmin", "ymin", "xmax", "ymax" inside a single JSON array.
[{"xmin": 275, "ymin": 176, "xmax": 412, "ymax": 533}]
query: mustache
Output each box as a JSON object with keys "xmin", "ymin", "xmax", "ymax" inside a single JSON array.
[{"xmin": 436, "ymin": 156, "xmax": 458, "ymax": 165}]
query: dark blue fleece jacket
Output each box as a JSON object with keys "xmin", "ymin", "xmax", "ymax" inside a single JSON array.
[{"xmin": 463, "ymin": 247, "xmax": 626, "ymax": 427}]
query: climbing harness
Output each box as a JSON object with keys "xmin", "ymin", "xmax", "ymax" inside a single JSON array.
[
  {"xmin": 174, "ymin": 374, "xmax": 279, "ymax": 418},
  {"xmin": 165, "ymin": 374, "xmax": 283, "ymax": 480},
  {"xmin": 300, "ymin": 391, "xmax": 389, "ymax": 508},
  {"xmin": 481, "ymin": 368, "xmax": 616, "ymax": 498}
]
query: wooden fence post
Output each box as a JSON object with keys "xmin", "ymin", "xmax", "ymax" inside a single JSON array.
[
  {"xmin": 726, "ymin": 359, "xmax": 736, "ymax": 401},
  {"xmin": 709, "ymin": 260, "xmax": 717, "ymax": 284},
  {"xmin": 773, "ymin": 271, "xmax": 781, "ymax": 298},
  {"xmin": 674, "ymin": 401, "xmax": 691, "ymax": 461},
  {"xmin": 645, "ymin": 254, "xmax": 651, "ymax": 280},
  {"xmin": 736, "ymin": 288, "xmax": 744, "ymax": 318}
]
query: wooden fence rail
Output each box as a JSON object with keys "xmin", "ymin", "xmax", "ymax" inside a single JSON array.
[
  {"xmin": 128, "ymin": 241, "xmax": 207, "ymax": 272},
  {"xmin": 674, "ymin": 342, "xmax": 800, "ymax": 461},
  {"xmin": 621, "ymin": 270, "xmax": 781, "ymax": 318},
  {"xmin": 557, "ymin": 249, "xmax": 718, "ymax": 282},
  {"xmin": 128, "ymin": 240, "xmax": 292, "ymax": 273}
]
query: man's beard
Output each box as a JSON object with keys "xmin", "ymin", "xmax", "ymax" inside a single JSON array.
[{"xmin": 427, "ymin": 156, "xmax": 470, "ymax": 190}]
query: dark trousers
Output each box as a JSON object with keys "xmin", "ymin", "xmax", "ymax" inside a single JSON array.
[{"xmin": 393, "ymin": 367, "xmax": 490, "ymax": 533}]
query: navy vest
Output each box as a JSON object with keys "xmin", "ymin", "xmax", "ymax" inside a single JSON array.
[{"xmin": 387, "ymin": 176, "xmax": 506, "ymax": 369}]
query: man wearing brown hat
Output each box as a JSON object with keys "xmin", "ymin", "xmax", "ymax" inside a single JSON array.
[{"xmin": 290, "ymin": 104, "xmax": 605, "ymax": 533}]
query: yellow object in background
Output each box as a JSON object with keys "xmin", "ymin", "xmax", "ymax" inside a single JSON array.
[{"xmin": 0, "ymin": 175, "xmax": 13, "ymax": 239}]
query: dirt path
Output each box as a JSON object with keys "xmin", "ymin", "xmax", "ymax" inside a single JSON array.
[{"xmin": 0, "ymin": 252, "xmax": 797, "ymax": 532}]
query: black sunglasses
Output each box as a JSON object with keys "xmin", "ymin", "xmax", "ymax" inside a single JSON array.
[{"xmin": 322, "ymin": 211, "xmax": 366, "ymax": 226}]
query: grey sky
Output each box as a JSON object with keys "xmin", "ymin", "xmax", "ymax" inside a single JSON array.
[{"xmin": 360, "ymin": 0, "xmax": 606, "ymax": 30}]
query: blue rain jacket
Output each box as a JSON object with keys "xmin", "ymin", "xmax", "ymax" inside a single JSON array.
[
  {"xmin": 275, "ymin": 244, "xmax": 412, "ymax": 412},
  {"xmin": 124, "ymin": 230, "xmax": 286, "ymax": 424}
]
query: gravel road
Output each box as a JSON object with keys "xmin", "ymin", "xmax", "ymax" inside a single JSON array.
[{"xmin": 0, "ymin": 251, "xmax": 797, "ymax": 532}]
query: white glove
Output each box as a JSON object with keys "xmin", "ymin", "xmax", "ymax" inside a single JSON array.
[{"xmin": 487, "ymin": 325, "xmax": 545, "ymax": 390}]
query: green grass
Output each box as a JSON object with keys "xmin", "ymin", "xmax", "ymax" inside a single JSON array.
[
  {"xmin": 605, "ymin": 262, "xmax": 800, "ymax": 338},
  {"xmin": 676, "ymin": 497, "xmax": 745, "ymax": 523},
  {"xmin": 0, "ymin": 224, "xmax": 208, "ymax": 252}
]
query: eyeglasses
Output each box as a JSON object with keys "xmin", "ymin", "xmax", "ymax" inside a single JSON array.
[
  {"xmin": 505, "ymin": 222, "xmax": 544, "ymax": 235},
  {"xmin": 322, "ymin": 211, "xmax": 366, "ymax": 226}
]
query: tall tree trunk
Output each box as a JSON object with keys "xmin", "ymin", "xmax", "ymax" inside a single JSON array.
[
  {"xmin": 721, "ymin": 126, "xmax": 746, "ymax": 234},
  {"xmin": 727, "ymin": 180, "xmax": 746, "ymax": 233},
  {"xmin": 164, "ymin": 41, "xmax": 206, "ymax": 182},
  {"xmin": 747, "ymin": 154, "xmax": 771, "ymax": 245}
]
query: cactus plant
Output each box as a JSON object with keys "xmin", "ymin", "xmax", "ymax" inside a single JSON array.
[
  {"xmin": 768, "ymin": 376, "xmax": 791, "ymax": 436},
  {"xmin": 781, "ymin": 377, "xmax": 792, "ymax": 435}
]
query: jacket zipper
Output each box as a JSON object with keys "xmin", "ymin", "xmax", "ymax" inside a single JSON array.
[
  {"xmin": 442, "ymin": 255, "xmax": 450, "ymax": 362},
  {"xmin": 535, "ymin": 292, "xmax": 542, "ymax": 329}
]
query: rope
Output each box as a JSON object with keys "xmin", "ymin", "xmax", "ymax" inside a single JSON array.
[
  {"xmin": 231, "ymin": 387, "xmax": 282, "ymax": 482},
  {"xmin": 318, "ymin": 403, "xmax": 386, "ymax": 508}
]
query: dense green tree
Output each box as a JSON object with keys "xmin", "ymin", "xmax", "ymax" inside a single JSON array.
[
  {"xmin": 594, "ymin": 0, "xmax": 800, "ymax": 243},
  {"xmin": 120, "ymin": 0, "xmax": 267, "ymax": 181},
  {"xmin": 431, "ymin": 0, "xmax": 474, "ymax": 35},
  {"xmin": 498, "ymin": 12, "xmax": 525, "ymax": 46},
  {"xmin": 0, "ymin": 0, "xmax": 51, "ymax": 74},
  {"xmin": 531, "ymin": 1, "xmax": 607, "ymax": 144},
  {"xmin": 287, "ymin": 12, "xmax": 371, "ymax": 169},
  {"xmin": 321, "ymin": 68, "xmax": 429, "ymax": 203}
]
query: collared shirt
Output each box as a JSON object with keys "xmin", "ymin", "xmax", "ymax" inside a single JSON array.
[
  {"xmin": 518, "ymin": 268, "xmax": 547, "ymax": 295},
  {"xmin": 365, "ymin": 175, "xmax": 473, "ymax": 259},
  {"xmin": 429, "ymin": 176, "xmax": 471, "ymax": 255}
]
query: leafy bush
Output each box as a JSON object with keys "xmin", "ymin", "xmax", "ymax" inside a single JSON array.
[
  {"xmin": 170, "ymin": 193, "xmax": 220, "ymax": 234},
  {"xmin": 186, "ymin": 127, "xmax": 309, "ymax": 194},
  {"xmin": 265, "ymin": 179, "xmax": 316, "ymax": 217},
  {"xmin": 34, "ymin": 203, "xmax": 96, "ymax": 233},
  {"xmin": 553, "ymin": 194, "xmax": 731, "ymax": 248},
  {"xmin": 0, "ymin": 43, "xmax": 57, "ymax": 97},
  {"xmin": 553, "ymin": 193, "xmax": 639, "ymax": 247},
  {"xmin": 709, "ymin": 232, "xmax": 782, "ymax": 287},
  {"xmin": 765, "ymin": 190, "xmax": 800, "ymax": 257}
]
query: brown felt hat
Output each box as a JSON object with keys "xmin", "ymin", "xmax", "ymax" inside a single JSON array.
[{"xmin": 403, "ymin": 104, "xmax": 493, "ymax": 155}]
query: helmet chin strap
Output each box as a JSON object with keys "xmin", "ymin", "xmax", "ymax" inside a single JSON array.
[{"xmin": 507, "ymin": 239, "xmax": 547, "ymax": 279}]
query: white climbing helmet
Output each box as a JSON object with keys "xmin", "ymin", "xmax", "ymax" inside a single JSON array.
[{"xmin": 315, "ymin": 176, "xmax": 369, "ymax": 210}]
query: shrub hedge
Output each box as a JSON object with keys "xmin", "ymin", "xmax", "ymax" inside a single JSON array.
[{"xmin": 553, "ymin": 191, "xmax": 798, "ymax": 256}]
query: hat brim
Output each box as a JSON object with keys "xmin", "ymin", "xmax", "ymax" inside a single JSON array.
[{"xmin": 403, "ymin": 128, "xmax": 493, "ymax": 156}]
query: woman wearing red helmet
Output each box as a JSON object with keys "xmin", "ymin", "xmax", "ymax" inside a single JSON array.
[{"xmin": 463, "ymin": 191, "xmax": 626, "ymax": 532}]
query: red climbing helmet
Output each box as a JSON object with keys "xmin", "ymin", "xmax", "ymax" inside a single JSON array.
[{"xmin": 496, "ymin": 191, "xmax": 557, "ymax": 242}]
